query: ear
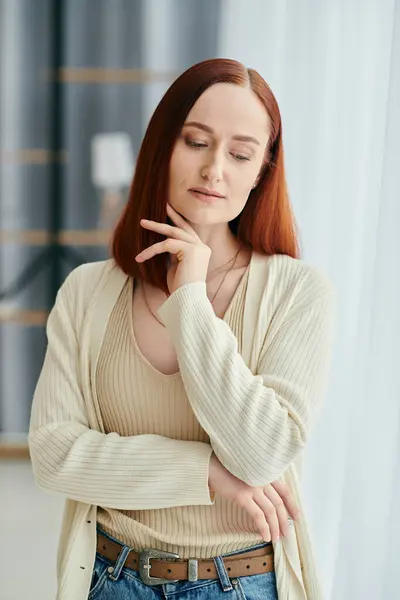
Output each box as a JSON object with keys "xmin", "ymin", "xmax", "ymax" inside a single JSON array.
[{"xmin": 252, "ymin": 174, "xmax": 262, "ymax": 189}]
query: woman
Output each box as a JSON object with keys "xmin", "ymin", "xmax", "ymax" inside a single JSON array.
[{"xmin": 29, "ymin": 58, "xmax": 336, "ymax": 600}]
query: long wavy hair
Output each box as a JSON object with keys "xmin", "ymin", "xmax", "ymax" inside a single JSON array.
[{"xmin": 112, "ymin": 58, "xmax": 300, "ymax": 295}]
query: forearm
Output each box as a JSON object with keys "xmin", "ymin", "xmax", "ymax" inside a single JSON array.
[
  {"xmin": 29, "ymin": 423, "xmax": 214, "ymax": 509},
  {"xmin": 158, "ymin": 282, "xmax": 335, "ymax": 485}
]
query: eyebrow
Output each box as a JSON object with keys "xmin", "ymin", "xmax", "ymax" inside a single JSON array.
[{"xmin": 183, "ymin": 121, "xmax": 261, "ymax": 146}]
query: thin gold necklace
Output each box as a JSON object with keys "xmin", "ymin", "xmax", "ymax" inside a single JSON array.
[
  {"xmin": 207, "ymin": 248, "xmax": 240, "ymax": 278},
  {"xmin": 141, "ymin": 246, "xmax": 242, "ymax": 327}
]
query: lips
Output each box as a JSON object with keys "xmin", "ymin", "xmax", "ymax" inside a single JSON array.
[{"xmin": 189, "ymin": 187, "xmax": 225, "ymax": 198}]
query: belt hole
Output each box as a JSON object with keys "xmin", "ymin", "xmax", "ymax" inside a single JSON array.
[
  {"xmin": 133, "ymin": 559, "xmax": 137, "ymax": 564},
  {"xmin": 207, "ymin": 568, "xmax": 211, "ymax": 572},
  {"xmin": 102, "ymin": 545, "xmax": 107, "ymax": 551},
  {"xmin": 227, "ymin": 567, "xmax": 231, "ymax": 572},
  {"xmin": 87, "ymin": 520, "xmax": 91, "ymax": 524},
  {"xmin": 263, "ymin": 562, "xmax": 267, "ymax": 566},
  {"xmin": 167, "ymin": 569, "xmax": 172, "ymax": 573},
  {"xmin": 246, "ymin": 565, "xmax": 250, "ymax": 569}
]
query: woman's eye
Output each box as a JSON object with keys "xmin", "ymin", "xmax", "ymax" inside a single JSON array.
[
  {"xmin": 232, "ymin": 153, "xmax": 251, "ymax": 162},
  {"xmin": 185, "ymin": 138, "xmax": 207, "ymax": 149},
  {"xmin": 184, "ymin": 136, "xmax": 250, "ymax": 161}
]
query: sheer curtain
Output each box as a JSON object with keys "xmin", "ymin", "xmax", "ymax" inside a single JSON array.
[{"xmin": 218, "ymin": 1, "xmax": 400, "ymax": 598}]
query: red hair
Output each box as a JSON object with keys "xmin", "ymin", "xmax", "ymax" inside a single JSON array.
[{"xmin": 112, "ymin": 58, "xmax": 300, "ymax": 294}]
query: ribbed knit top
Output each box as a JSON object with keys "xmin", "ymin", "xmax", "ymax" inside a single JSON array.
[{"xmin": 96, "ymin": 270, "xmax": 261, "ymax": 559}]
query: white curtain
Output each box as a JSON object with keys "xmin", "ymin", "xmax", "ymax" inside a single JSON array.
[{"xmin": 218, "ymin": 1, "xmax": 400, "ymax": 598}]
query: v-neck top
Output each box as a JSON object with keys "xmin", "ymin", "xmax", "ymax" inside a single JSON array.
[{"xmin": 95, "ymin": 267, "xmax": 254, "ymax": 558}]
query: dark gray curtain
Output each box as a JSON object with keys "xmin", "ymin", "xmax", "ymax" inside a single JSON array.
[
  {"xmin": 0, "ymin": 0, "xmax": 53, "ymax": 435},
  {"xmin": 0, "ymin": 0, "xmax": 221, "ymax": 436}
]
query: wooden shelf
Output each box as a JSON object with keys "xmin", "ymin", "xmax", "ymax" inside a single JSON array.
[
  {"xmin": 58, "ymin": 229, "xmax": 111, "ymax": 246},
  {"xmin": 0, "ymin": 229, "xmax": 112, "ymax": 246},
  {"xmin": 0, "ymin": 435, "xmax": 30, "ymax": 459},
  {"xmin": 0, "ymin": 309, "xmax": 49, "ymax": 326},
  {"xmin": 0, "ymin": 148, "xmax": 67, "ymax": 164},
  {"xmin": 0, "ymin": 230, "xmax": 52, "ymax": 245},
  {"xmin": 42, "ymin": 67, "xmax": 177, "ymax": 84}
]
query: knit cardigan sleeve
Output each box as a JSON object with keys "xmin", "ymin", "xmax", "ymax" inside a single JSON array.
[
  {"xmin": 158, "ymin": 266, "xmax": 336, "ymax": 487},
  {"xmin": 29, "ymin": 268, "xmax": 215, "ymax": 509}
]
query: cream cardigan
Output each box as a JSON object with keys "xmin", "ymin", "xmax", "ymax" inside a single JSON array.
[{"xmin": 29, "ymin": 252, "xmax": 336, "ymax": 599}]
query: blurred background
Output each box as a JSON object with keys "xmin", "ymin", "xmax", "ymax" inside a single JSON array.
[{"xmin": 1, "ymin": 0, "xmax": 399, "ymax": 599}]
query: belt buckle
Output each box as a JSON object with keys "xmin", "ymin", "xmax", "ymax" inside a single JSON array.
[{"xmin": 139, "ymin": 549, "xmax": 180, "ymax": 586}]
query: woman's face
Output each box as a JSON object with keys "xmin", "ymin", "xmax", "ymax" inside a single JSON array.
[{"xmin": 168, "ymin": 82, "xmax": 271, "ymax": 226}]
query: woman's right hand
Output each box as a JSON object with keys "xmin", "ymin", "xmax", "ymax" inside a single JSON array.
[{"xmin": 208, "ymin": 453, "xmax": 300, "ymax": 543}]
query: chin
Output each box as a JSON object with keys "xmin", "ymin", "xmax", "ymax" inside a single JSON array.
[{"xmin": 171, "ymin": 203, "xmax": 226, "ymax": 225}]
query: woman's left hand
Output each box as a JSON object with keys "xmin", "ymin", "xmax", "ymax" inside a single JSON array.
[{"xmin": 135, "ymin": 203, "xmax": 211, "ymax": 294}]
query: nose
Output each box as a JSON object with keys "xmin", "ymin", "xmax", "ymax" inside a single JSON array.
[{"xmin": 201, "ymin": 151, "xmax": 223, "ymax": 183}]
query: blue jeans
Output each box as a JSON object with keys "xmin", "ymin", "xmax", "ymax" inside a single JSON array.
[{"xmin": 88, "ymin": 527, "xmax": 278, "ymax": 599}]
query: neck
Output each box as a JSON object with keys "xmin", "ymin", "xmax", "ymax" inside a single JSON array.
[{"xmin": 189, "ymin": 222, "xmax": 242, "ymax": 274}]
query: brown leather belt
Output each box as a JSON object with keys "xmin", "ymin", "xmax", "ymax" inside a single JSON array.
[{"xmin": 97, "ymin": 531, "xmax": 274, "ymax": 585}]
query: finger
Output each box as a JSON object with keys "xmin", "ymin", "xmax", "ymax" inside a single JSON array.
[
  {"xmin": 166, "ymin": 204, "xmax": 199, "ymax": 238},
  {"xmin": 135, "ymin": 238, "xmax": 186, "ymax": 262},
  {"xmin": 270, "ymin": 480, "xmax": 300, "ymax": 520},
  {"xmin": 251, "ymin": 490, "xmax": 280, "ymax": 543},
  {"xmin": 140, "ymin": 219, "xmax": 194, "ymax": 243},
  {"xmin": 243, "ymin": 501, "xmax": 273, "ymax": 543},
  {"xmin": 262, "ymin": 485, "xmax": 290, "ymax": 537}
]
